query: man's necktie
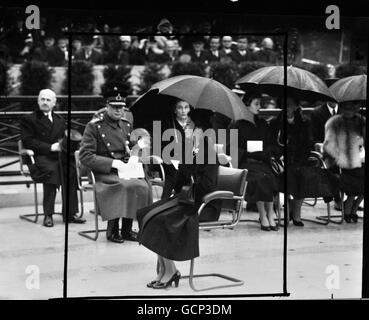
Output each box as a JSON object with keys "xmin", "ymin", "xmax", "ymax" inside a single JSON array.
[{"xmin": 332, "ymin": 109, "xmax": 336, "ymax": 116}]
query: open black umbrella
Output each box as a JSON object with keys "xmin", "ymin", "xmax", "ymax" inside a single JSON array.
[
  {"xmin": 235, "ymin": 65, "xmax": 337, "ymax": 102},
  {"xmin": 329, "ymin": 74, "xmax": 367, "ymax": 102},
  {"xmin": 131, "ymin": 75, "xmax": 248, "ymax": 129}
]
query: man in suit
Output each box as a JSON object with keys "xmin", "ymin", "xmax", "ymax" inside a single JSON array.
[
  {"xmin": 204, "ymin": 36, "xmax": 227, "ymax": 63},
  {"xmin": 229, "ymin": 36, "xmax": 254, "ymax": 65},
  {"xmin": 219, "ymin": 36, "xmax": 235, "ymax": 62},
  {"xmin": 74, "ymin": 37, "xmax": 104, "ymax": 65},
  {"xmin": 310, "ymin": 101, "xmax": 342, "ymax": 210},
  {"xmin": 20, "ymin": 89, "xmax": 85, "ymax": 227},
  {"xmin": 187, "ymin": 37, "xmax": 208, "ymax": 64},
  {"xmin": 79, "ymin": 92, "xmax": 151, "ymax": 243},
  {"xmin": 46, "ymin": 37, "xmax": 69, "ymax": 66},
  {"xmin": 310, "ymin": 101, "xmax": 340, "ymax": 146}
]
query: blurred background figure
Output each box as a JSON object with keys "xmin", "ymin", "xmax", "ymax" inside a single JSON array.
[
  {"xmin": 220, "ymin": 36, "xmax": 235, "ymax": 62},
  {"xmin": 74, "ymin": 37, "xmax": 104, "ymax": 65},
  {"xmin": 254, "ymin": 37, "xmax": 278, "ymax": 64},
  {"xmin": 229, "ymin": 36, "xmax": 254, "ymax": 65},
  {"xmin": 32, "ymin": 34, "xmax": 55, "ymax": 62},
  {"xmin": 248, "ymin": 37, "xmax": 260, "ymax": 53},
  {"xmin": 71, "ymin": 37, "xmax": 83, "ymax": 60},
  {"xmin": 19, "ymin": 34, "xmax": 35, "ymax": 62},
  {"xmin": 261, "ymin": 95, "xmax": 277, "ymax": 123},
  {"xmin": 205, "ymin": 36, "xmax": 226, "ymax": 63}
]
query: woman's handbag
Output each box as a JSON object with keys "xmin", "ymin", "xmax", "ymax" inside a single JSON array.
[{"xmin": 270, "ymin": 156, "xmax": 284, "ymax": 175}]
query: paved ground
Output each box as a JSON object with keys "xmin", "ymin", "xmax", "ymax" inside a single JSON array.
[{"xmin": 0, "ymin": 197, "xmax": 363, "ymax": 300}]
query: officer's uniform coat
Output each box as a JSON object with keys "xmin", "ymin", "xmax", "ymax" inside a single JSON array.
[{"xmin": 79, "ymin": 112, "xmax": 152, "ymax": 221}]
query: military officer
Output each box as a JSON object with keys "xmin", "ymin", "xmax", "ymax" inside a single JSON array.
[{"xmin": 79, "ymin": 92, "xmax": 152, "ymax": 243}]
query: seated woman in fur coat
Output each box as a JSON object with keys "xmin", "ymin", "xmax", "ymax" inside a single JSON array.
[{"xmin": 322, "ymin": 101, "xmax": 365, "ymax": 223}]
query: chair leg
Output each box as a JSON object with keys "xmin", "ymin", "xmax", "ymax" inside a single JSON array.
[
  {"xmin": 303, "ymin": 198, "xmax": 317, "ymax": 207},
  {"xmin": 76, "ymin": 189, "xmax": 84, "ymax": 218},
  {"xmin": 303, "ymin": 201, "xmax": 330, "ymax": 225},
  {"xmin": 19, "ymin": 182, "xmax": 40, "ymax": 223},
  {"xmin": 315, "ymin": 193, "xmax": 344, "ymax": 224},
  {"xmin": 78, "ymin": 191, "xmax": 105, "ymax": 241},
  {"xmin": 19, "ymin": 182, "xmax": 63, "ymax": 223},
  {"xmin": 182, "ymin": 258, "xmax": 244, "ymax": 292},
  {"xmin": 277, "ymin": 195, "xmax": 290, "ymax": 227}
]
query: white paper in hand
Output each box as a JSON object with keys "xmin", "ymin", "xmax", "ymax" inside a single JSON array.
[
  {"xmin": 247, "ymin": 140, "xmax": 263, "ymax": 152},
  {"xmin": 118, "ymin": 162, "xmax": 145, "ymax": 179}
]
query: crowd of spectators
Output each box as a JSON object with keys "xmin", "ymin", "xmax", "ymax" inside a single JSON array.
[{"xmin": 0, "ymin": 17, "xmax": 284, "ymax": 67}]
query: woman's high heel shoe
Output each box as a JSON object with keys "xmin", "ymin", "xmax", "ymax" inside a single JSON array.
[
  {"xmin": 344, "ymin": 214, "xmax": 352, "ymax": 223},
  {"xmin": 147, "ymin": 280, "xmax": 159, "ymax": 288},
  {"xmin": 152, "ymin": 271, "xmax": 181, "ymax": 289}
]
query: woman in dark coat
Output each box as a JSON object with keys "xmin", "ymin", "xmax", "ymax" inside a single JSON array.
[
  {"xmin": 160, "ymin": 99, "xmax": 197, "ymax": 199},
  {"xmin": 269, "ymin": 97, "xmax": 338, "ymax": 226},
  {"xmin": 228, "ymin": 91, "xmax": 279, "ymax": 231},
  {"xmin": 323, "ymin": 101, "xmax": 365, "ymax": 222},
  {"xmin": 137, "ymin": 116, "xmax": 221, "ymax": 289}
]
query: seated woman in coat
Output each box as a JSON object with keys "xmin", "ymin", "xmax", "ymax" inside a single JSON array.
[
  {"xmin": 269, "ymin": 97, "xmax": 339, "ymax": 226},
  {"xmin": 136, "ymin": 115, "xmax": 222, "ymax": 289},
  {"xmin": 323, "ymin": 101, "xmax": 365, "ymax": 222},
  {"xmin": 228, "ymin": 90, "xmax": 279, "ymax": 231}
]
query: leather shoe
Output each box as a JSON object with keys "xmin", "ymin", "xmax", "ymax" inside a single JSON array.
[
  {"xmin": 107, "ymin": 234, "xmax": 125, "ymax": 243},
  {"xmin": 270, "ymin": 225, "xmax": 279, "ymax": 231},
  {"xmin": 43, "ymin": 215, "xmax": 54, "ymax": 227},
  {"xmin": 350, "ymin": 213, "xmax": 359, "ymax": 223},
  {"xmin": 292, "ymin": 220, "xmax": 304, "ymax": 227},
  {"xmin": 122, "ymin": 230, "xmax": 138, "ymax": 242},
  {"xmin": 68, "ymin": 215, "xmax": 86, "ymax": 224},
  {"xmin": 260, "ymin": 225, "xmax": 271, "ymax": 231},
  {"xmin": 334, "ymin": 201, "xmax": 342, "ymax": 211}
]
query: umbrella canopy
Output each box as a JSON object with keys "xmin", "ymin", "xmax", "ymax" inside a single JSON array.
[
  {"xmin": 235, "ymin": 65, "xmax": 337, "ymax": 102},
  {"xmin": 131, "ymin": 75, "xmax": 248, "ymax": 124},
  {"xmin": 329, "ymin": 74, "xmax": 367, "ymax": 102}
]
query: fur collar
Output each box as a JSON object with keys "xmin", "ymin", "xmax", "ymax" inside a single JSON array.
[{"xmin": 323, "ymin": 114, "xmax": 365, "ymax": 169}]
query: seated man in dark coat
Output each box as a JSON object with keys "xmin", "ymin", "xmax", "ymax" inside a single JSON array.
[
  {"xmin": 20, "ymin": 89, "xmax": 85, "ymax": 227},
  {"xmin": 79, "ymin": 92, "xmax": 152, "ymax": 243}
]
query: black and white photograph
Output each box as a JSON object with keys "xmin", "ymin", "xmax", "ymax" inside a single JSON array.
[{"xmin": 0, "ymin": 0, "xmax": 368, "ymax": 305}]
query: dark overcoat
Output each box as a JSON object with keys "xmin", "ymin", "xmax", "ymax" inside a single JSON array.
[
  {"xmin": 269, "ymin": 110, "xmax": 338, "ymax": 199},
  {"xmin": 20, "ymin": 109, "xmax": 65, "ymax": 185},
  {"xmin": 79, "ymin": 112, "xmax": 152, "ymax": 221},
  {"xmin": 310, "ymin": 103, "xmax": 341, "ymax": 145},
  {"xmin": 229, "ymin": 116, "xmax": 278, "ymax": 203}
]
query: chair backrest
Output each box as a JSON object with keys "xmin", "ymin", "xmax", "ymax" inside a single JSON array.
[
  {"xmin": 217, "ymin": 165, "xmax": 248, "ymax": 197},
  {"xmin": 74, "ymin": 150, "xmax": 94, "ymax": 187},
  {"xmin": 18, "ymin": 140, "xmax": 31, "ymax": 176}
]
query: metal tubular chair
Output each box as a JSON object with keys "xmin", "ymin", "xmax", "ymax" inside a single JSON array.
[
  {"xmin": 76, "ymin": 152, "xmax": 165, "ymax": 241},
  {"xmin": 298, "ymin": 151, "xmax": 334, "ymax": 225},
  {"xmin": 18, "ymin": 140, "xmax": 41, "ymax": 223},
  {"xmin": 183, "ymin": 165, "xmax": 248, "ymax": 292},
  {"xmin": 75, "ymin": 150, "xmax": 102, "ymax": 241}
]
